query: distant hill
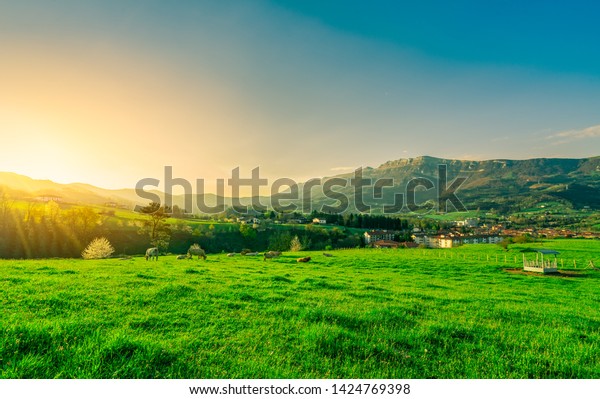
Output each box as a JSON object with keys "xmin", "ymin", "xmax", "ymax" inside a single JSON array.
[
  {"xmin": 0, "ymin": 172, "xmax": 263, "ymax": 212},
  {"xmin": 0, "ymin": 172, "xmax": 138, "ymax": 207},
  {"xmin": 313, "ymin": 156, "xmax": 600, "ymax": 213},
  {"xmin": 1, "ymin": 155, "xmax": 599, "ymax": 213}
]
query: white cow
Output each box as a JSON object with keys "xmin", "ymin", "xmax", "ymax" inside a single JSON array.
[{"xmin": 145, "ymin": 247, "xmax": 159, "ymax": 261}]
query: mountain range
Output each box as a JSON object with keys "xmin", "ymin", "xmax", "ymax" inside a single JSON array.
[
  {"xmin": 347, "ymin": 156, "xmax": 600, "ymax": 212},
  {"xmin": 1, "ymin": 155, "xmax": 599, "ymax": 214}
]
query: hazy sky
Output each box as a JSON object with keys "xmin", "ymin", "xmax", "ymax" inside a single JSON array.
[{"xmin": 1, "ymin": 0, "xmax": 599, "ymax": 190}]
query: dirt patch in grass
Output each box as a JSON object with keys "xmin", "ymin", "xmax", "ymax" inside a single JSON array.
[{"xmin": 504, "ymin": 268, "xmax": 588, "ymax": 278}]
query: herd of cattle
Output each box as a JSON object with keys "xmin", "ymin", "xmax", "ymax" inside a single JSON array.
[{"xmin": 145, "ymin": 245, "xmax": 331, "ymax": 262}]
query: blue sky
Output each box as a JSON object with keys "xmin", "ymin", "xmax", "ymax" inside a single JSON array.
[
  {"xmin": 0, "ymin": 1, "xmax": 599, "ymax": 189},
  {"xmin": 275, "ymin": 1, "xmax": 600, "ymax": 75}
]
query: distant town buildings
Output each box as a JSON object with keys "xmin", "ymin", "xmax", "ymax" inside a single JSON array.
[
  {"xmin": 371, "ymin": 239, "xmax": 401, "ymax": 249},
  {"xmin": 412, "ymin": 233, "xmax": 503, "ymax": 248},
  {"xmin": 34, "ymin": 195, "xmax": 62, "ymax": 203},
  {"xmin": 455, "ymin": 218, "xmax": 479, "ymax": 228},
  {"xmin": 364, "ymin": 230, "xmax": 397, "ymax": 244}
]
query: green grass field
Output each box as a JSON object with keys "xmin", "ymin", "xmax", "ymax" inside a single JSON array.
[{"xmin": 1, "ymin": 240, "xmax": 599, "ymax": 378}]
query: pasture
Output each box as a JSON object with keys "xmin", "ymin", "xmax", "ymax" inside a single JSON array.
[{"xmin": 0, "ymin": 240, "xmax": 599, "ymax": 378}]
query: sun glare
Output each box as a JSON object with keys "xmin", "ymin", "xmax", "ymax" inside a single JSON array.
[{"xmin": 0, "ymin": 111, "xmax": 81, "ymax": 183}]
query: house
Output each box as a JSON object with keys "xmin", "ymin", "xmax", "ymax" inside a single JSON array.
[
  {"xmin": 289, "ymin": 218, "xmax": 308, "ymax": 224},
  {"xmin": 312, "ymin": 218, "xmax": 327, "ymax": 225},
  {"xmin": 365, "ymin": 230, "xmax": 397, "ymax": 244},
  {"xmin": 455, "ymin": 218, "xmax": 479, "ymax": 228},
  {"xmin": 412, "ymin": 233, "xmax": 438, "ymax": 247},
  {"xmin": 438, "ymin": 236, "xmax": 462, "ymax": 248},
  {"xmin": 462, "ymin": 235, "xmax": 503, "ymax": 245},
  {"xmin": 371, "ymin": 240, "xmax": 400, "ymax": 248},
  {"xmin": 238, "ymin": 218, "xmax": 261, "ymax": 225}
]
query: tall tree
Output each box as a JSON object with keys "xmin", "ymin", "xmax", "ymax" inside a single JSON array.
[
  {"xmin": 0, "ymin": 189, "xmax": 13, "ymax": 229},
  {"xmin": 138, "ymin": 202, "xmax": 172, "ymax": 251}
]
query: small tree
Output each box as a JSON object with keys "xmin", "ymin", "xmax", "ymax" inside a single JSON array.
[
  {"xmin": 497, "ymin": 237, "xmax": 512, "ymax": 251},
  {"xmin": 138, "ymin": 202, "xmax": 172, "ymax": 251},
  {"xmin": 290, "ymin": 235, "xmax": 303, "ymax": 252},
  {"xmin": 301, "ymin": 235, "xmax": 312, "ymax": 251},
  {"xmin": 239, "ymin": 223, "xmax": 257, "ymax": 240},
  {"xmin": 82, "ymin": 237, "xmax": 115, "ymax": 260},
  {"xmin": 268, "ymin": 231, "xmax": 292, "ymax": 252}
]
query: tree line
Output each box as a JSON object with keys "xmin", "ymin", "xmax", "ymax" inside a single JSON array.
[
  {"xmin": 0, "ymin": 198, "xmax": 105, "ymax": 258},
  {"xmin": 0, "ymin": 198, "xmax": 391, "ymax": 258}
]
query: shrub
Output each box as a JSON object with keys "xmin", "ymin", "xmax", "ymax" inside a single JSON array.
[
  {"xmin": 498, "ymin": 238, "xmax": 513, "ymax": 250},
  {"xmin": 290, "ymin": 235, "xmax": 303, "ymax": 252},
  {"xmin": 513, "ymin": 234, "xmax": 535, "ymax": 244},
  {"xmin": 82, "ymin": 237, "xmax": 115, "ymax": 260}
]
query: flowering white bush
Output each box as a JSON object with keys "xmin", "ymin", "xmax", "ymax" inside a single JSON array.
[{"xmin": 82, "ymin": 237, "xmax": 115, "ymax": 260}]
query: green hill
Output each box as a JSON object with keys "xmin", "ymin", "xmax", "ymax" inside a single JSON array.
[
  {"xmin": 2, "ymin": 155, "xmax": 599, "ymax": 214},
  {"xmin": 312, "ymin": 156, "xmax": 600, "ymax": 213}
]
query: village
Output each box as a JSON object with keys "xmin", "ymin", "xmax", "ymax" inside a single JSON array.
[{"xmin": 363, "ymin": 217, "xmax": 600, "ymax": 249}]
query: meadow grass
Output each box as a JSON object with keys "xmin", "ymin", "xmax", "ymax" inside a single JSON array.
[{"xmin": 1, "ymin": 240, "xmax": 599, "ymax": 378}]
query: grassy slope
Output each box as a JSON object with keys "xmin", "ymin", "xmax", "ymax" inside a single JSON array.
[{"xmin": 1, "ymin": 241, "xmax": 599, "ymax": 378}]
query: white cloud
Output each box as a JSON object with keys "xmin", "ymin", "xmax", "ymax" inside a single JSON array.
[{"xmin": 548, "ymin": 124, "xmax": 600, "ymax": 144}]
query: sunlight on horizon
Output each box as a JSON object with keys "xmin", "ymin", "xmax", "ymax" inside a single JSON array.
[{"xmin": 1, "ymin": 2, "xmax": 599, "ymax": 191}]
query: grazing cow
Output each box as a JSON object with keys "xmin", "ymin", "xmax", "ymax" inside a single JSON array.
[
  {"xmin": 245, "ymin": 252, "xmax": 259, "ymax": 256},
  {"xmin": 322, "ymin": 253, "xmax": 333, "ymax": 257},
  {"xmin": 187, "ymin": 244, "xmax": 207, "ymax": 260},
  {"xmin": 145, "ymin": 247, "xmax": 159, "ymax": 261},
  {"xmin": 297, "ymin": 256, "xmax": 311, "ymax": 263},
  {"xmin": 176, "ymin": 254, "xmax": 187, "ymax": 260},
  {"xmin": 263, "ymin": 251, "xmax": 282, "ymax": 261},
  {"xmin": 227, "ymin": 253, "xmax": 237, "ymax": 257}
]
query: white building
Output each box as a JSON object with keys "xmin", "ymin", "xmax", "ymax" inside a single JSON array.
[
  {"xmin": 455, "ymin": 218, "xmax": 479, "ymax": 228},
  {"xmin": 365, "ymin": 230, "xmax": 396, "ymax": 244},
  {"xmin": 413, "ymin": 234, "xmax": 502, "ymax": 248}
]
